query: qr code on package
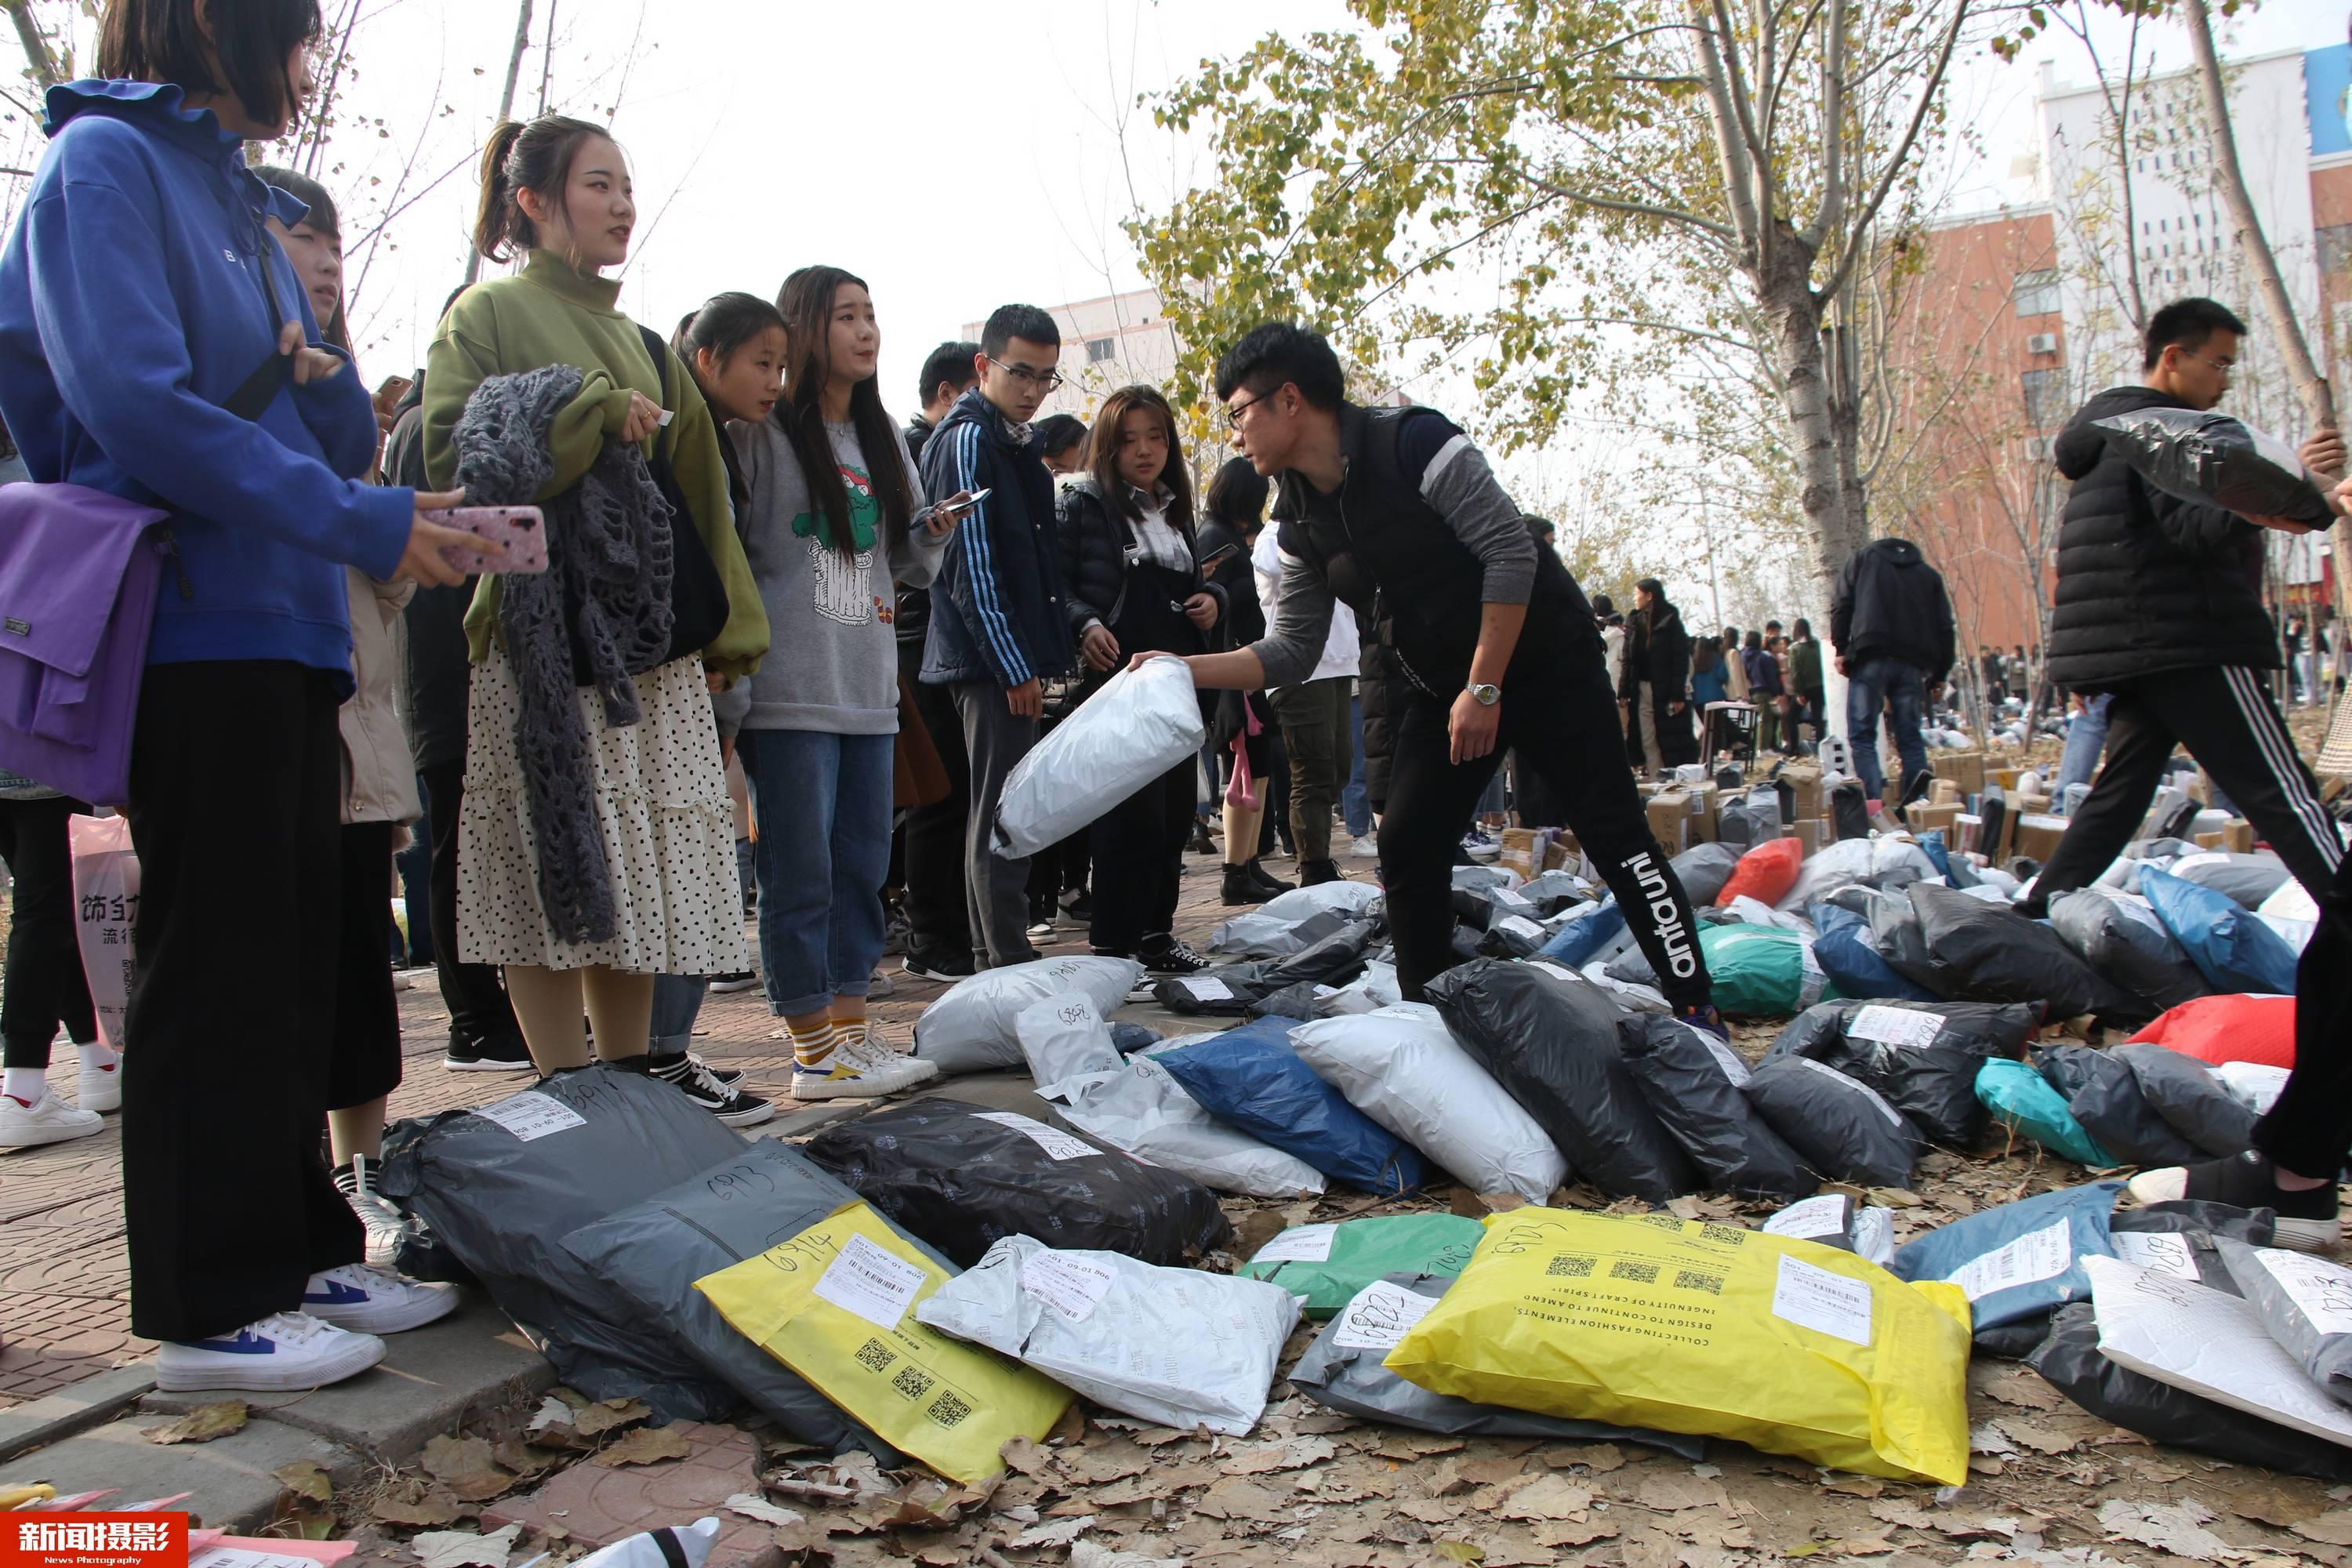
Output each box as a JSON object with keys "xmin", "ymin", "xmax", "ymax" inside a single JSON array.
[
  {"xmin": 854, "ymin": 1338, "xmax": 896, "ymax": 1374},
  {"xmin": 1673, "ymin": 1269, "xmax": 1724, "ymax": 1295},
  {"xmin": 1546, "ymin": 1254, "xmax": 1596, "ymax": 1278},
  {"xmin": 1610, "ymin": 1260, "xmax": 1660, "ymax": 1283},
  {"xmin": 927, "ymin": 1389, "xmax": 973, "ymax": 1428},
  {"xmin": 891, "ymin": 1364, "xmax": 935, "ymax": 1402}
]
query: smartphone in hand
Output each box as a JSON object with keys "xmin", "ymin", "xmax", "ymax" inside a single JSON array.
[{"xmin": 428, "ymin": 506, "xmax": 549, "ymax": 575}]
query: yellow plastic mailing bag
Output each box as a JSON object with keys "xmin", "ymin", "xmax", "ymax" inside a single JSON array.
[
  {"xmin": 1381, "ymin": 1210, "xmax": 1972, "ymax": 1483},
  {"xmin": 693, "ymin": 1202, "xmax": 1072, "ymax": 1483}
]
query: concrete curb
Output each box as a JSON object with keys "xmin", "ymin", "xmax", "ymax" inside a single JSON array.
[{"xmin": 1, "ymin": 1295, "xmax": 554, "ymax": 1531}]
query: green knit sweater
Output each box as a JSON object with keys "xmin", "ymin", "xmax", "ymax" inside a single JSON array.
[{"xmin": 422, "ymin": 250, "xmax": 768, "ymax": 679}]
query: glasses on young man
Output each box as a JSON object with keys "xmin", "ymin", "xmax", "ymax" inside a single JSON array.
[
  {"xmin": 1223, "ymin": 390, "xmax": 1270, "ymax": 430},
  {"xmin": 2184, "ymin": 349, "xmax": 2236, "ymax": 376},
  {"xmin": 985, "ymin": 355, "xmax": 1066, "ymax": 393}
]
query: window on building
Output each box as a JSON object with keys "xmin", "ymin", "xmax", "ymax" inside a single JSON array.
[
  {"xmin": 1085, "ymin": 337, "xmax": 1116, "ymax": 363},
  {"xmin": 2320, "ymin": 223, "xmax": 2352, "ymax": 275},
  {"xmin": 2022, "ymin": 367, "xmax": 2067, "ymax": 429},
  {"xmin": 2013, "ymin": 268, "xmax": 2060, "ymax": 316}
]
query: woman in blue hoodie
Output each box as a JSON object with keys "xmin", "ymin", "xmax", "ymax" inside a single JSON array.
[{"xmin": 0, "ymin": 0, "xmax": 485, "ymax": 1394}]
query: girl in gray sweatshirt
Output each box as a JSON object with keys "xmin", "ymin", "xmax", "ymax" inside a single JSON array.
[{"xmin": 720, "ymin": 266, "xmax": 961, "ymax": 1102}]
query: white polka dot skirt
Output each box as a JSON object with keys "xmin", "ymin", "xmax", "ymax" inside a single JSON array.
[{"xmin": 457, "ymin": 645, "xmax": 752, "ymax": 976}]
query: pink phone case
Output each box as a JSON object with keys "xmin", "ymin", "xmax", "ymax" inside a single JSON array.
[{"xmin": 429, "ymin": 506, "xmax": 549, "ymax": 575}]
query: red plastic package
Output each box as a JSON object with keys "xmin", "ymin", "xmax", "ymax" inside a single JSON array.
[
  {"xmin": 2129, "ymin": 993, "xmax": 2295, "ymax": 1069},
  {"xmin": 1715, "ymin": 837, "xmax": 1803, "ymax": 909}
]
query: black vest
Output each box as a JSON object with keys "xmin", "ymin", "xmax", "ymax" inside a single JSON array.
[{"xmin": 1273, "ymin": 404, "xmax": 1589, "ymax": 694}]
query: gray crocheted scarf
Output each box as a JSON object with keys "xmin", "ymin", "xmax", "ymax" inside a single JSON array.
[{"xmin": 451, "ymin": 365, "xmax": 678, "ymax": 945}]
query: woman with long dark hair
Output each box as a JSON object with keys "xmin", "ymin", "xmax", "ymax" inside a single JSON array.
[
  {"xmin": 1057, "ymin": 386, "xmax": 1224, "ymax": 964},
  {"xmin": 0, "ymin": 0, "xmax": 486, "ymax": 1388},
  {"xmin": 423, "ymin": 114, "xmax": 771, "ymax": 1123},
  {"xmin": 726, "ymin": 265, "xmax": 965, "ymax": 1100}
]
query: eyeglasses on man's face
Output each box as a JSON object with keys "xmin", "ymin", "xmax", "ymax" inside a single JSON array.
[
  {"xmin": 1224, "ymin": 390, "xmax": 1272, "ymax": 430},
  {"xmin": 985, "ymin": 355, "xmax": 1065, "ymax": 393}
]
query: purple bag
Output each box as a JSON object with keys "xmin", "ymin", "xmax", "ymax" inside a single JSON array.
[{"xmin": 0, "ymin": 483, "xmax": 170, "ymax": 805}]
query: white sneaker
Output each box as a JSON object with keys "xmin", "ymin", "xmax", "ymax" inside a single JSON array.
[
  {"xmin": 156, "ymin": 1310, "xmax": 385, "ymax": 1392},
  {"xmin": 790, "ymin": 1048, "xmax": 938, "ymax": 1101},
  {"xmin": 332, "ymin": 1155, "xmax": 418, "ymax": 1269},
  {"xmin": 0, "ymin": 1089, "xmax": 105, "ymax": 1149},
  {"xmin": 1346, "ymin": 834, "xmax": 1379, "ymax": 858},
  {"xmin": 300, "ymin": 1262, "xmax": 459, "ymax": 1334},
  {"xmin": 76, "ymin": 1046, "xmax": 122, "ymax": 1113},
  {"xmin": 868, "ymin": 967, "xmax": 895, "ymax": 999}
]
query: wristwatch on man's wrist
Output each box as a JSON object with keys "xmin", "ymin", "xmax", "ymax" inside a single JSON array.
[{"xmin": 1466, "ymin": 682, "xmax": 1501, "ymax": 707}]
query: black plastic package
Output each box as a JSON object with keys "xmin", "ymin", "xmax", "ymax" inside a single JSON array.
[
  {"xmin": 1427, "ymin": 959, "xmax": 1697, "ymax": 1201},
  {"xmin": 1742, "ymin": 1055, "xmax": 1925, "ymax": 1188},
  {"xmin": 2029, "ymin": 1302, "xmax": 2352, "ymax": 1480},
  {"xmin": 1617, "ymin": 1014, "xmax": 1814, "ymax": 1199},
  {"xmin": 803, "ymin": 1097, "xmax": 1233, "ymax": 1266},
  {"xmin": 1765, "ymin": 999, "xmax": 2035, "ymax": 1146},
  {"xmin": 2093, "ymin": 407, "xmax": 2335, "ymax": 528}
]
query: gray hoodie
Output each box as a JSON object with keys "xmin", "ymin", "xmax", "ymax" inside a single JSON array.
[{"xmin": 717, "ymin": 416, "xmax": 948, "ymax": 735}]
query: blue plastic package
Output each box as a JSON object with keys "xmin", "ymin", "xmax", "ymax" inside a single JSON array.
[
  {"xmin": 1915, "ymin": 830, "xmax": 1952, "ymax": 880},
  {"xmin": 2140, "ymin": 867, "xmax": 2299, "ymax": 995},
  {"xmin": 1892, "ymin": 1180, "xmax": 2123, "ymax": 1329},
  {"xmin": 1156, "ymin": 1018, "xmax": 1428, "ymax": 1196},
  {"xmin": 1811, "ymin": 902, "xmax": 1941, "ymax": 1003},
  {"xmin": 1539, "ymin": 897, "xmax": 1624, "ymax": 969},
  {"xmin": 1975, "ymin": 1058, "xmax": 2115, "ymax": 1167}
]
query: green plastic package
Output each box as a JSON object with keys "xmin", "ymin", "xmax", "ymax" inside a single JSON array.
[
  {"xmin": 1238, "ymin": 1214, "xmax": 1486, "ymax": 1318},
  {"xmin": 1976, "ymin": 1058, "xmax": 2115, "ymax": 1167},
  {"xmin": 1701, "ymin": 924, "xmax": 1845, "ymax": 1018}
]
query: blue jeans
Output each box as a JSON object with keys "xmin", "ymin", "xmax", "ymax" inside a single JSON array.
[
  {"xmin": 2054, "ymin": 692, "xmax": 2112, "ymax": 805},
  {"xmin": 1343, "ymin": 692, "xmax": 1372, "ymax": 837},
  {"xmin": 737, "ymin": 728, "xmax": 893, "ymax": 1018},
  {"xmin": 1846, "ymin": 655, "xmax": 1929, "ymax": 801},
  {"xmin": 650, "ymin": 974, "xmax": 707, "ymax": 1054}
]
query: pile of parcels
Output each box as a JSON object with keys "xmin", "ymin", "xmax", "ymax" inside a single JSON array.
[{"xmin": 365, "ymin": 759, "xmax": 2348, "ymax": 1498}]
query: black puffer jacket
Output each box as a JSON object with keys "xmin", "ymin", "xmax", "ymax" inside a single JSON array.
[
  {"xmin": 1054, "ymin": 476, "xmax": 1224, "ymax": 640},
  {"xmin": 2048, "ymin": 385, "xmax": 2276, "ymax": 687},
  {"xmin": 1618, "ymin": 601, "xmax": 1691, "ymax": 701},
  {"xmin": 1830, "ymin": 539, "xmax": 1955, "ymax": 682}
]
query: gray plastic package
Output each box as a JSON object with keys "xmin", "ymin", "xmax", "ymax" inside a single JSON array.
[
  {"xmin": 1016, "ymin": 993, "xmax": 1123, "ymax": 1098},
  {"xmin": 562, "ymin": 1139, "xmax": 952, "ymax": 1459},
  {"xmin": 915, "ymin": 1235, "xmax": 1301, "ymax": 1435},
  {"xmin": 377, "ymin": 1065, "xmax": 748, "ymax": 1418},
  {"xmin": 1669, "ymin": 842, "xmax": 1742, "ymax": 906},
  {"xmin": 993, "ymin": 657, "xmax": 1205, "ymax": 858},
  {"xmin": 1055, "ymin": 1050, "xmax": 1327, "ymax": 1198},
  {"xmin": 2216, "ymin": 1240, "xmax": 2352, "ymax": 1407},
  {"xmin": 1290, "ymin": 1273, "xmax": 1704, "ymax": 1454},
  {"xmin": 912, "ymin": 955, "xmax": 1145, "ymax": 1074}
]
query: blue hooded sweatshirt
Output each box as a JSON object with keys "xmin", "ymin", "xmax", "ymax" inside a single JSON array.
[{"xmin": 0, "ymin": 81, "xmax": 416, "ymax": 683}]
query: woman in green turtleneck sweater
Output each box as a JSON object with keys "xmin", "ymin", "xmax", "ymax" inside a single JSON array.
[{"xmin": 421, "ymin": 114, "xmax": 771, "ymax": 1122}]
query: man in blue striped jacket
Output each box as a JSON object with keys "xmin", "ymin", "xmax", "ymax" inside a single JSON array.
[{"xmin": 917, "ymin": 304, "xmax": 1076, "ymax": 969}]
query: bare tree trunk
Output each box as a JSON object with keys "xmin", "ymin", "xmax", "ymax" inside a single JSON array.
[
  {"xmin": 3, "ymin": 0, "xmax": 60, "ymax": 89},
  {"xmin": 463, "ymin": 0, "xmax": 535, "ymax": 285},
  {"xmin": 2182, "ymin": 0, "xmax": 2335, "ymax": 435}
]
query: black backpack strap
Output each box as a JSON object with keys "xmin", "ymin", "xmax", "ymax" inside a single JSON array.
[
  {"xmin": 223, "ymin": 247, "xmax": 292, "ymax": 423},
  {"xmin": 648, "ymin": 1528, "xmax": 691, "ymax": 1568}
]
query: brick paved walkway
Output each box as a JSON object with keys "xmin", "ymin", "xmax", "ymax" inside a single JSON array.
[{"xmin": 0, "ymin": 846, "xmax": 1267, "ymax": 1407}]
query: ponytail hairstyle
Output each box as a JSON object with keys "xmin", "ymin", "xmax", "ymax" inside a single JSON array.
[
  {"xmin": 250, "ymin": 163, "xmax": 347, "ymax": 350},
  {"xmin": 774, "ymin": 265, "xmax": 913, "ymax": 557},
  {"xmin": 1087, "ymin": 384, "xmax": 1193, "ymax": 532},
  {"xmin": 472, "ymin": 114, "xmax": 614, "ymax": 266}
]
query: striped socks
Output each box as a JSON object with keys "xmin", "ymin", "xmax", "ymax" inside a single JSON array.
[{"xmin": 789, "ymin": 1020, "xmax": 840, "ymax": 1073}]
